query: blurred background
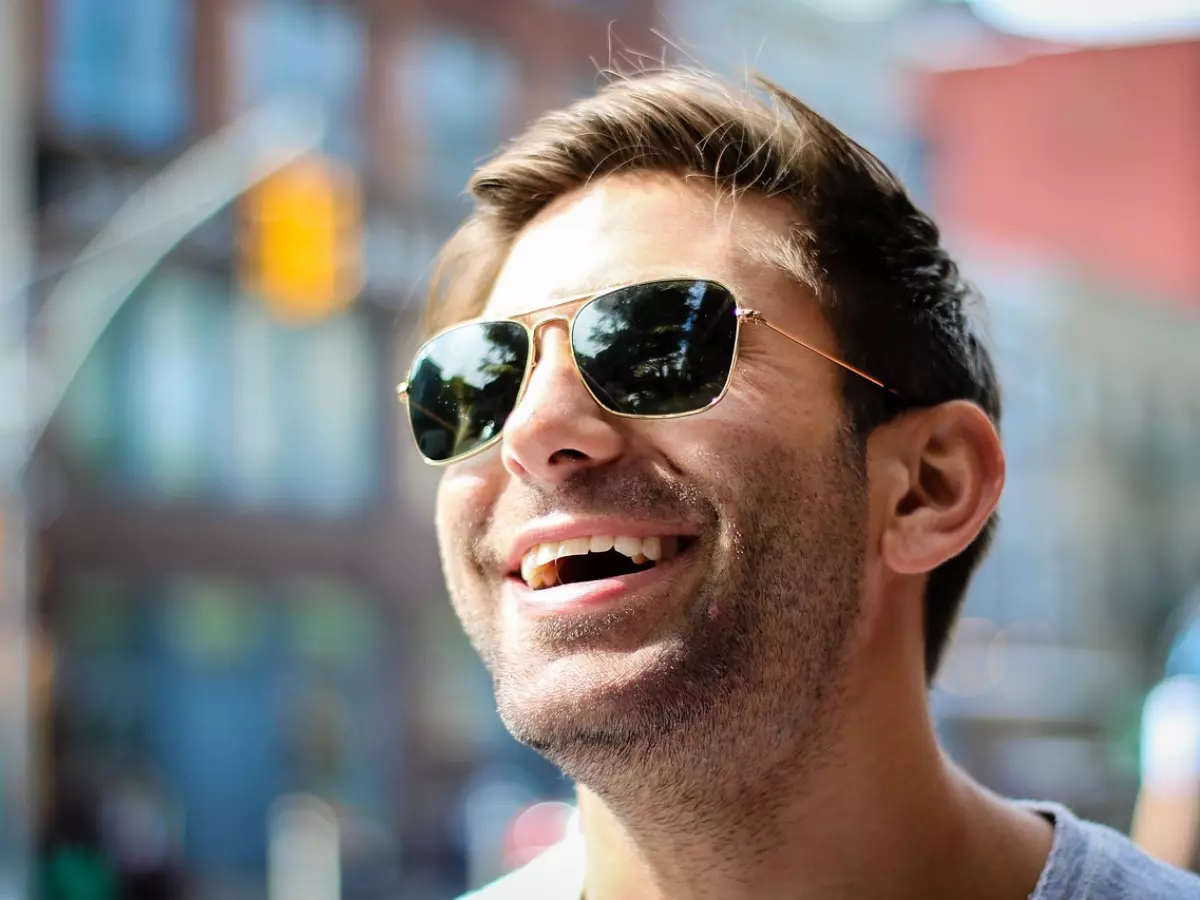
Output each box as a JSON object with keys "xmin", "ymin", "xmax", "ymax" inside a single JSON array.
[{"xmin": 0, "ymin": 0, "xmax": 1198, "ymax": 897}]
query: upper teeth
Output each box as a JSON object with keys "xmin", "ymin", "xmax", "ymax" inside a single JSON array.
[{"xmin": 520, "ymin": 535, "xmax": 678, "ymax": 588}]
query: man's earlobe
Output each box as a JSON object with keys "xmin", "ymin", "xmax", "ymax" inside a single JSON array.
[{"xmin": 879, "ymin": 401, "xmax": 1004, "ymax": 576}]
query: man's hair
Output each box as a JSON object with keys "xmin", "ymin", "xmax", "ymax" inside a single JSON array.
[{"xmin": 421, "ymin": 69, "xmax": 1002, "ymax": 680}]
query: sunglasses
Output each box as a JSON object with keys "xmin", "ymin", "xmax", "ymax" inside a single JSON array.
[{"xmin": 397, "ymin": 278, "xmax": 895, "ymax": 465}]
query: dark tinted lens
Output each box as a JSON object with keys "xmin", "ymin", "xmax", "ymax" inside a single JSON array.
[
  {"xmin": 406, "ymin": 321, "xmax": 529, "ymax": 462},
  {"xmin": 571, "ymin": 280, "xmax": 739, "ymax": 416}
]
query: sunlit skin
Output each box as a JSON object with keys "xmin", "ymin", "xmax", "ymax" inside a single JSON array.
[
  {"xmin": 1132, "ymin": 784, "xmax": 1200, "ymax": 868},
  {"xmin": 434, "ymin": 172, "xmax": 1053, "ymax": 900}
]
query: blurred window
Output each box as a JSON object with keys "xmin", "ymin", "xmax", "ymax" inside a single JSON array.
[
  {"xmin": 286, "ymin": 310, "xmax": 378, "ymax": 511},
  {"xmin": 123, "ymin": 269, "xmax": 221, "ymax": 497},
  {"xmin": 231, "ymin": 0, "xmax": 366, "ymax": 162},
  {"xmin": 395, "ymin": 30, "xmax": 517, "ymax": 209},
  {"xmin": 227, "ymin": 294, "xmax": 280, "ymax": 506},
  {"xmin": 227, "ymin": 291, "xmax": 380, "ymax": 513},
  {"xmin": 56, "ymin": 266, "xmax": 381, "ymax": 514},
  {"xmin": 46, "ymin": 0, "xmax": 192, "ymax": 150},
  {"xmin": 58, "ymin": 315, "xmax": 120, "ymax": 480}
]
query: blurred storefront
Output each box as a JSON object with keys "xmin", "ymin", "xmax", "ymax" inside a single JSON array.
[{"xmin": 25, "ymin": 1, "xmax": 659, "ymax": 897}]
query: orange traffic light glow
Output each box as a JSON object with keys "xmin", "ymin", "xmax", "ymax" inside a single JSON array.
[{"xmin": 238, "ymin": 155, "xmax": 363, "ymax": 324}]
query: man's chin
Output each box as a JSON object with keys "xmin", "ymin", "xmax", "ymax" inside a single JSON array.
[{"xmin": 492, "ymin": 638, "xmax": 724, "ymax": 759}]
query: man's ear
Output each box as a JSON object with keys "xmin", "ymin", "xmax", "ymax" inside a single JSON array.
[{"xmin": 872, "ymin": 401, "xmax": 1004, "ymax": 576}]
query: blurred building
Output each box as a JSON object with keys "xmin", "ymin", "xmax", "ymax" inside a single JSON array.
[
  {"xmin": 26, "ymin": 1, "xmax": 659, "ymax": 898},
  {"xmin": 924, "ymin": 38, "xmax": 1200, "ymax": 301},
  {"xmin": 922, "ymin": 37, "xmax": 1200, "ymax": 829}
]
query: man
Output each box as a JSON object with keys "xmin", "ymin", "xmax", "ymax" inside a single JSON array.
[{"xmin": 398, "ymin": 69, "xmax": 1200, "ymax": 899}]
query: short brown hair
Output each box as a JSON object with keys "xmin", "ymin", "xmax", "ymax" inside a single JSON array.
[{"xmin": 422, "ymin": 68, "xmax": 1001, "ymax": 681}]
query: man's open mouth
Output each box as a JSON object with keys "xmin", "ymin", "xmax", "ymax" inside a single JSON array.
[{"xmin": 517, "ymin": 535, "xmax": 694, "ymax": 590}]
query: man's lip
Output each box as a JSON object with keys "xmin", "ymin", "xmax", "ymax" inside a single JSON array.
[{"xmin": 502, "ymin": 515, "xmax": 701, "ymax": 575}]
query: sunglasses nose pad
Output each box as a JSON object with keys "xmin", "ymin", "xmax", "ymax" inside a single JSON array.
[{"xmin": 529, "ymin": 315, "xmax": 571, "ymax": 370}]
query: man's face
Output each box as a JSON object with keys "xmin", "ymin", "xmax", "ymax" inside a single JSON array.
[{"xmin": 434, "ymin": 174, "xmax": 869, "ymax": 778}]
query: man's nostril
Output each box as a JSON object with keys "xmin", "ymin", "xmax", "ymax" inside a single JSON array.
[{"xmin": 549, "ymin": 448, "xmax": 588, "ymax": 464}]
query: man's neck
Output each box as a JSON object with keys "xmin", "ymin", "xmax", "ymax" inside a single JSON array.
[{"xmin": 573, "ymin": 673, "xmax": 1052, "ymax": 900}]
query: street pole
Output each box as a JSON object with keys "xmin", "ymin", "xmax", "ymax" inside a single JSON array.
[{"xmin": 0, "ymin": 0, "xmax": 33, "ymax": 896}]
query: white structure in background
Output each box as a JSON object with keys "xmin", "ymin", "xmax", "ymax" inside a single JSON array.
[
  {"xmin": 967, "ymin": 0, "xmax": 1200, "ymax": 43},
  {"xmin": 269, "ymin": 795, "xmax": 342, "ymax": 900}
]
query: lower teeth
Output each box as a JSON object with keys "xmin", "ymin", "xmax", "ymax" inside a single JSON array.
[
  {"xmin": 523, "ymin": 538, "xmax": 690, "ymax": 590},
  {"xmin": 532, "ymin": 557, "xmax": 659, "ymax": 590}
]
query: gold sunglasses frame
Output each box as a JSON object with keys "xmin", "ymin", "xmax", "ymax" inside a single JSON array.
[{"xmin": 396, "ymin": 278, "xmax": 895, "ymax": 466}]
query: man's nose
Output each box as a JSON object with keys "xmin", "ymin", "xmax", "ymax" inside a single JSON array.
[{"xmin": 501, "ymin": 321, "xmax": 625, "ymax": 483}]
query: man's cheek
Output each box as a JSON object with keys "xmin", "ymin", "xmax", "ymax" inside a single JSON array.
[
  {"xmin": 432, "ymin": 492, "xmax": 457, "ymax": 547},
  {"xmin": 434, "ymin": 472, "xmax": 476, "ymax": 535},
  {"xmin": 437, "ymin": 533, "xmax": 490, "ymax": 608},
  {"xmin": 435, "ymin": 487, "xmax": 475, "ymax": 557}
]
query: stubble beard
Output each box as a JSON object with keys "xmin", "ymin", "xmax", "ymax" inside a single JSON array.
[{"xmin": 455, "ymin": 433, "xmax": 868, "ymax": 818}]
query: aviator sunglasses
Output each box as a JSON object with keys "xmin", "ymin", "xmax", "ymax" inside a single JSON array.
[{"xmin": 397, "ymin": 278, "xmax": 896, "ymax": 465}]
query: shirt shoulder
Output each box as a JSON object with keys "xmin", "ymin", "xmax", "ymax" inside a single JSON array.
[
  {"xmin": 1024, "ymin": 801, "xmax": 1200, "ymax": 900},
  {"xmin": 456, "ymin": 836, "xmax": 585, "ymax": 900}
]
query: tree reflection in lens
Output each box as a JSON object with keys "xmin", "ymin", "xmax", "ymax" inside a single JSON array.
[
  {"xmin": 573, "ymin": 280, "xmax": 738, "ymax": 415},
  {"xmin": 409, "ymin": 321, "xmax": 529, "ymax": 461}
]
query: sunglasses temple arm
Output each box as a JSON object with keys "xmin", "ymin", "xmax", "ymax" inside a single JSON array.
[{"xmin": 742, "ymin": 311, "xmax": 894, "ymax": 394}]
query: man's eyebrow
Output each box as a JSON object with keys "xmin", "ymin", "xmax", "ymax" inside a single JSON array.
[
  {"xmin": 543, "ymin": 272, "xmax": 643, "ymax": 301},
  {"xmin": 545, "ymin": 283, "xmax": 606, "ymax": 303}
]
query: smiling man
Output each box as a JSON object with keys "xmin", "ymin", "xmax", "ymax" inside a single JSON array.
[{"xmin": 399, "ymin": 70, "xmax": 1200, "ymax": 900}]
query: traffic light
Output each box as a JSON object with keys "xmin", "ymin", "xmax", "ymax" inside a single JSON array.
[{"xmin": 238, "ymin": 154, "xmax": 363, "ymax": 324}]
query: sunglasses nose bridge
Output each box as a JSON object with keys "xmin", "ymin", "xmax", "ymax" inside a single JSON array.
[{"xmin": 528, "ymin": 314, "xmax": 572, "ymax": 368}]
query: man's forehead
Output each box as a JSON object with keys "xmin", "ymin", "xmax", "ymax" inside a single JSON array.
[{"xmin": 481, "ymin": 175, "xmax": 789, "ymax": 319}]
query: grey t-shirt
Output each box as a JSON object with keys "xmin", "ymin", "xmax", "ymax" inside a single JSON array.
[
  {"xmin": 1020, "ymin": 802, "xmax": 1200, "ymax": 899},
  {"xmin": 461, "ymin": 801, "xmax": 1200, "ymax": 899}
]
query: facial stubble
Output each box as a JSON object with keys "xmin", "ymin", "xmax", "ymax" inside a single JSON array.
[{"xmin": 445, "ymin": 431, "xmax": 868, "ymax": 805}]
